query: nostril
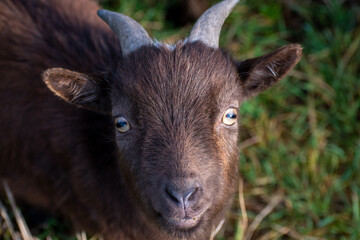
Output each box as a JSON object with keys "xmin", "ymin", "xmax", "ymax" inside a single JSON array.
[
  {"xmin": 184, "ymin": 187, "xmax": 198, "ymax": 203},
  {"xmin": 165, "ymin": 186, "xmax": 182, "ymax": 204}
]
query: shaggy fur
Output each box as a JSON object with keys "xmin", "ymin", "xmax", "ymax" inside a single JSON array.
[{"xmin": 0, "ymin": 0, "xmax": 302, "ymax": 239}]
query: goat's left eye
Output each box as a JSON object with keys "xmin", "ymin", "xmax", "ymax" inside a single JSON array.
[
  {"xmin": 115, "ymin": 117, "xmax": 131, "ymax": 133},
  {"xmin": 222, "ymin": 108, "xmax": 238, "ymax": 126}
]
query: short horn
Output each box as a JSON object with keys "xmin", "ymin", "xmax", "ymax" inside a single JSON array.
[
  {"xmin": 188, "ymin": 0, "xmax": 239, "ymax": 48},
  {"xmin": 97, "ymin": 9, "xmax": 153, "ymax": 56}
]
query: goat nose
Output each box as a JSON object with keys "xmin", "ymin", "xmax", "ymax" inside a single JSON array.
[{"xmin": 165, "ymin": 184, "xmax": 199, "ymax": 209}]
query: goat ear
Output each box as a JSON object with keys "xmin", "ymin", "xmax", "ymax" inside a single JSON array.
[
  {"xmin": 42, "ymin": 68, "xmax": 111, "ymax": 114},
  {"xmin": 237, "ymin": 44, "xmax": 302, "ymax": 99}
]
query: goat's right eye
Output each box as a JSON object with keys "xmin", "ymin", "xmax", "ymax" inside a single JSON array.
[{"xmin": 114, "ymin": 117, "xmax": 131, "ymax": 133}]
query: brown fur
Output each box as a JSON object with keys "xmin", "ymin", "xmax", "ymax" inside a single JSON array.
[{"xmin": 0, "ymin": 0, "xmax": 302, "ymax": 239}]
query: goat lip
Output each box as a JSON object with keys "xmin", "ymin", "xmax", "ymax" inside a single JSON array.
[
  {"xmin": 155, "ymin": 212, "xmax": 203, "ymax": 230},
  {"xmin": 167, "ymin": 217, "xmax": 201, "ymax": 229}
]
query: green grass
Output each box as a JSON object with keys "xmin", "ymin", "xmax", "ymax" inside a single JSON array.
[{"xmin": 1, "ymin": 0, "xmax": 359, "ymax": 239}]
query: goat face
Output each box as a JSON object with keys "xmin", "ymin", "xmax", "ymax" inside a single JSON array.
[{"xmin": 110, "ymin": 42, "xmax": 240, "ymax": 237}]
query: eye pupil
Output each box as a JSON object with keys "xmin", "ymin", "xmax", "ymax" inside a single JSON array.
[
  {"xmin": 116, "ymin": 119, "xmax": 127, "ymax": 128},
  {"xmin": 226, "ymin": 113, "xmax": 237, "ymax": 119}
]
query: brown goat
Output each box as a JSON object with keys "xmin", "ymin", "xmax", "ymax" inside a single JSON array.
[{"xmin": 0, "ymin": 0, "xmax": 302, "ymax": 239}]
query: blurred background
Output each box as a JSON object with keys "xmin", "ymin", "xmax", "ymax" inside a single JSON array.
[{"xmin": 1, "ymin": 0, "xmax": 359, "ymax": 239}]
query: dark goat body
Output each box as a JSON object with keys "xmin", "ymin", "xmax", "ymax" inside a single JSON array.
[
  {"xmin": 0, "ymin": 0, "xmax": 302, "ymax": 239},
  {"xmin": 166, "ymin": 0, "xmax": 209, "ymax": 26}
]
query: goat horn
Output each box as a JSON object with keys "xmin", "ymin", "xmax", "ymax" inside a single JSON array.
[
  {"xmin": 97, "ymin": 9, "xmax": 153, "ymax": 56},
  {"xmin": 188, "ymin": 0, "xmax": 239, "ymax": 48}
]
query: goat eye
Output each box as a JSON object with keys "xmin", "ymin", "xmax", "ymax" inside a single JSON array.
[
  {"xmin": 114, "ymin": 117, "xmax": 131, "ymax": 133},
  {"xmin": 222, "ymin": 108, "xmax": 238, "ymax": 126}
]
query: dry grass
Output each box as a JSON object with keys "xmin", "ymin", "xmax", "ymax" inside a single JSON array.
[{"xmin": 0, "ymin": 182, "xmax": 102, "ymax": 240}]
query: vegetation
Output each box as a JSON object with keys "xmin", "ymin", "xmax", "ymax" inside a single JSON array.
[{"xmin": 1, "ymin": 0, "xmax": 359, "ymax": 239}]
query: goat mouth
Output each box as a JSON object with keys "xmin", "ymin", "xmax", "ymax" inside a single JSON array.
[
  {"xmin": 156, "ymin": 213, "xmax": 203, "ymax": 233},
  {"xmin": 152, "ymin": 201, "xmax": 212, "ymax": 233},
  {"xmin": 167, "ymin": 216, "xmax": 201, "ymax": 229},
  {"xmin": 156, "ymin": 205, "xmax": 210, "ymax": 230}
]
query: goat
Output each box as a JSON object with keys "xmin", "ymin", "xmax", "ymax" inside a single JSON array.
[{"xmin": 0, "ymin": 0, "xmax": 302, "ymax": 239}]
